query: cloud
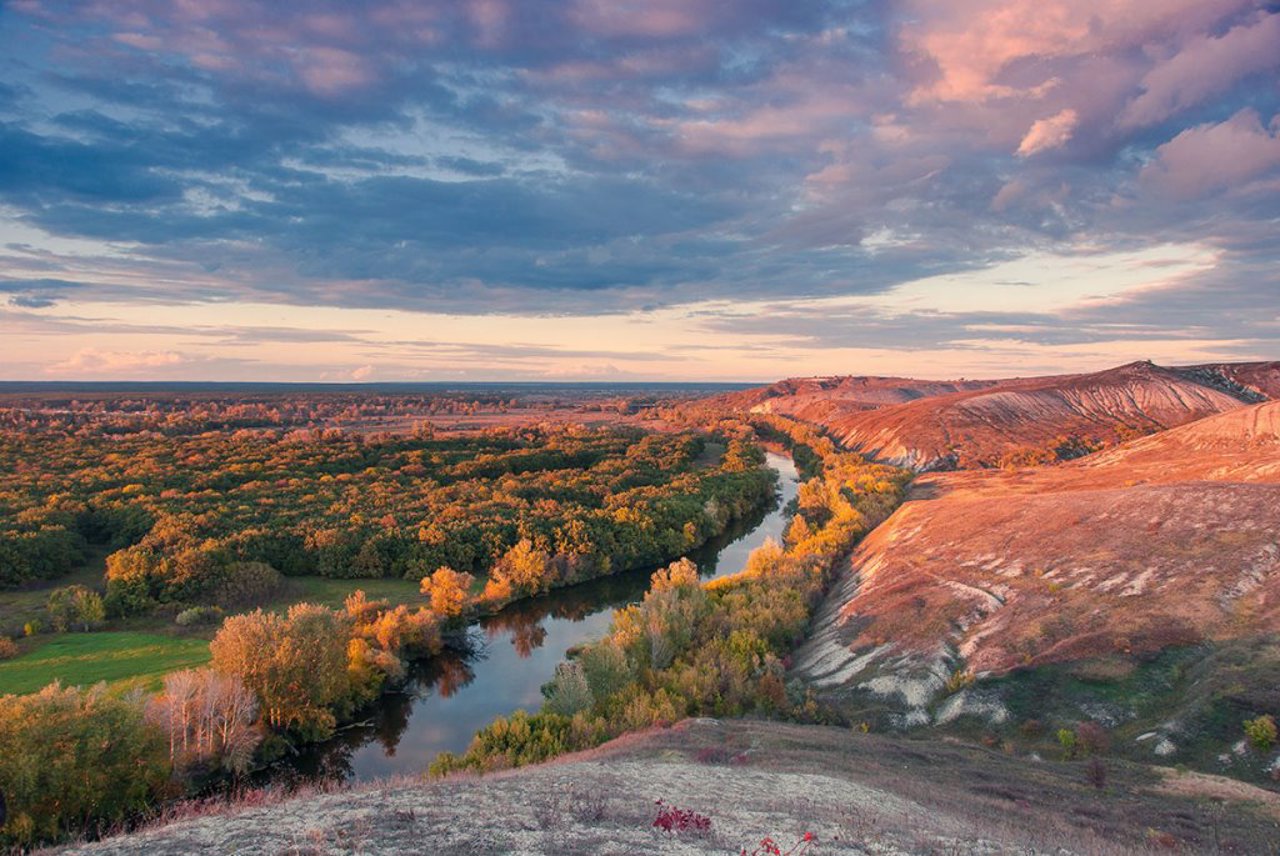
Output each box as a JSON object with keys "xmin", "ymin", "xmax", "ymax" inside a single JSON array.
[
  {"xmin": 898, "ymin": 0, "xmax": 1255, "ymax": 104},
  {"xmin": 1140, "ymin": 109, "xmax": 1280, "ymax": 199},
  {"xmin": 1016, "ymin": 108, "xmax": 1078, "ymax": 156},
  {"xmin": 0, "ymin": 0, "xmax": 1276, "ymax": 379},
  {"xmin": 48, "ymin": 348, "xmax": 191, "ymax": 374},
  {"xmin": 1119, "ymin": 11, "xmax": 1280, "ymax": 130}
]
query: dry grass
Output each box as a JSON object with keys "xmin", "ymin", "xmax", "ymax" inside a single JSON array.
[{"xmin": 52, "ymin": 719, "xmax": 1280, "ymax": 856}]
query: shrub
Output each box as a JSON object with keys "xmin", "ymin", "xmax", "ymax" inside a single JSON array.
[
  {"xmin": 1244, "ymin": 714, "xmax": 1277, "ymax": 752},
  {"xmin": 431, "ymin": 710, "xmax": 575, "ymax": 774},
  {"xmin": 543, "ymin": 661, "xmax": 593, "ymax": 717},
  {"xmin": 0, "ymin": 636, "xmax": 19, "ymax": 660},
  {"xmin": 652, "ymin": 800, "xmax": 711, "ymax": 835},
  {"xmin": 695, "ymin": 746, "xmax": 734, "ymax": 765},
  {"xmin": 1057, "ymin": 728, "xmax": 1078, "ymax": 760},
  {"xmin": 175, "ymin": 605, "xmax": 225, "ymax": 627},
  {"xmin": 944, "ymin": 668, "xmax": 975, "ymax": 694},
  {"xmin": 1076, "ymin": 721, "xmax": 1111, "ymax": 756},
  {"xmin": 1086, "ymin": 757, "xmax": 1108, "ymax": 790},
  {"xmin": 743, "ymin": 833, "xmax": 816, "ymax": 855},
  {"xmin": 209, "ymin": 561, "xmax": 282, "ymax": 608}
]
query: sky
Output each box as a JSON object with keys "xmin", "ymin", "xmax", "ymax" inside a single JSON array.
[{"xmin": 0, "ymin": 0, "xmax": 1277, "ymax": 382}]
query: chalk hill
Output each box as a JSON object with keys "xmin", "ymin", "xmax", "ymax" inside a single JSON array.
[
  {"xmin": 794, "ymin": 401, "xmax": 1280, "ymax": 732},
  {"xmin": 738, "ymin": 360, "xmax": 1280, "ymax": 470}
]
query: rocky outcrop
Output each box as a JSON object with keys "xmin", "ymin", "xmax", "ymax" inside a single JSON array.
[{"xmin": 56, "ymin": 719, "xmax": 1280, "ymax": 855}]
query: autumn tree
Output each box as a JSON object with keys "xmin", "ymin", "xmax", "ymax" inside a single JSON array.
[
  {"xmin": 419, "ymin": 566, "xmax": 474, "ymax": 617},
  {"xmin": 147, "ymin": 668, "xmax": 261, "ymax": 773},
  {"xmin": 209, "ymin": 605, "xmax": 353, "ymax": 739},
  {"xmin": 492, "ymin": 538, "xmax": 553, "ymax": 596},
  {"xmin": 0, "ymin": 684, "xmax": 168, "ymax": 847}
]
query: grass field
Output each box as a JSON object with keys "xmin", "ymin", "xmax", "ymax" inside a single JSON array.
[{"xmin": 0, "ymin": 631, "xmax": 211, "ymax": 695}]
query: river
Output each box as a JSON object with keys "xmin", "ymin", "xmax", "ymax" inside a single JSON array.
[{"xmin": 278, "ymin": 451, "xmax": 801, "ymax": 784}]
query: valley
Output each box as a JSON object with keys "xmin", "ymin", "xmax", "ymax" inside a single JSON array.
[
  {"xmin": 3, "ymin": 367, "xmax": 1280, "ymax": 853},
  {"xmin": 7, "ymin": 3, "xmax": 1278, "ymax": 851}
]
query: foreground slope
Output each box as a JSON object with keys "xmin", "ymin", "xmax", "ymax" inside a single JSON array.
[
  {"xmin": 794, "ymin": 401, "xmax": 1280, "ymax": 764},
  {"xmin": 58, "ymin": 719, "xmax": 1280, "ymax": 855},
  {"xmin": 744, "ymin": 360, "xmax": 1279, "ymax": 470}
]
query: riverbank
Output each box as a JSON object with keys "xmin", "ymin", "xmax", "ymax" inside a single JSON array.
[{"xmin": 273, "ymin": 451, "xmax": 800, "ymax": 783}]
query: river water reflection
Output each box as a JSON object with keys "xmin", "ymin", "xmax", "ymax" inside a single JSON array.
[{"xmin": 281, "ymin": 451, "xmax": 800, "ymax": 784}]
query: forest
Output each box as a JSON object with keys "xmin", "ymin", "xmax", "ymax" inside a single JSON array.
[
  {"xmin": 0, "ymin": 422, "xmax": 772, "ymax": 611},
  {"xmin": 0, "ymin": 391, "xmax": 783, "ymax": 848}
]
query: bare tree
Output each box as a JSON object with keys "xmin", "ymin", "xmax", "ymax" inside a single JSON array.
[{"xmin": 148, "ymin": 668, "xmax": 261, "ymax": 773}]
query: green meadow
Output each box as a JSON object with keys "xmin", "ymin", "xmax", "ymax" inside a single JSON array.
[{"xmin": 0, "ymin": 632, "xmax": 211, "ymax": 695}]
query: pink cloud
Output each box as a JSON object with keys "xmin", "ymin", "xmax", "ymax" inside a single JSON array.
[
  {"xmin": 32, "ymin": 1, "xmax": 450, "ymax": 99},
  {"xmin": 1016, "ymin": 108, "xmax": 1078, "ymax": 156},
  {"xmin": 1140, "ymin": 108, "xmax": 1280, "ymax": 199},
  {"xmin": 296, "ymin": 47, "xmax": 378, "ymax": 97},
  {"xmin": 898, "ymin": 0, "xmax": 1255, "ymax": 104},
  {"xmin": 1119, "ymin": 11, "xmax": 1280, "ymax": 129},
  {"xmin": 672, "ymin": 92, "xmax": 861, "ymax": 155},
  {"xmin": 49, "ymin": 348, "xmax": 190, "ymax": 374},
  {"xmin": 467, "ymin": 0, "xmax": 510, "ymax": 48}
]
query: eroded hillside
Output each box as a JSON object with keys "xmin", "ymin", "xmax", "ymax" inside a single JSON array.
[
  {"xmin": 793, "ymin": 401, "xmax": 1280, "ymax": 776},
  {"xmin": 740, "ymin": 360, "xmax": 1280, "ymax": 470}
]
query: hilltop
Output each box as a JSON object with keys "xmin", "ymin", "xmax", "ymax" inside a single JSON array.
[
  {"xmin": 735, "ymin": 361, "xmax": 1280, "ymax": 470},
  {"xmin": 55, "ymin": 719, "xmax": 1280, "ymax": 855}
]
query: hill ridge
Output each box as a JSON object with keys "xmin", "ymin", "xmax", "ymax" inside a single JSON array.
[{"xmin": 730, "ymin": 360, "xmax": 1279, "ymax": 470}]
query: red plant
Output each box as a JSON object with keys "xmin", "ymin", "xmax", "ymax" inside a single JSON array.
[
  {"xmin": 742, "ymin": 832, "xmax": 817, "ymax": 855},
  {"xmin": 652, "ymin": 800, "xmax": 712, "ymax": 835}
]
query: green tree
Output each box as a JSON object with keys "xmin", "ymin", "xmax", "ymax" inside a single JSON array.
[
  {"xmin": 1244, "ymin": 714, "xmax": 1277, "ymax": 752},
  {"xmin": 209, "ymin": 604, "xmax": 353, "ymax": 739},
  {"xmin": 0, "ymin": 683, "xmax": 168, "ymax": 847},
  {"xmin": 46, "ymin": 585, "xmax": 105, "ymax": 632}
]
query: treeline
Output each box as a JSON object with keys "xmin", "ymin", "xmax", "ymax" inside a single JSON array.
[
  {"xmin": 0, "ymin": 391, "xmax": 532, "ymax": 435},
  {"xmin": 0, "ymin": 387, "xmax": 690, "ymax": 436},
  {"xmin": 431, "ymin": 414, "xmax": 911, "ymax": 774},
  {"xmin": 0, "ymin": 428, "xmax": 773, "ymax": 616}
]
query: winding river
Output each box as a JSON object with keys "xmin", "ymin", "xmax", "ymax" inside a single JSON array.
[{"xmin": 277, "ymin": 451, "xmax": 801, "ymax": 785}]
